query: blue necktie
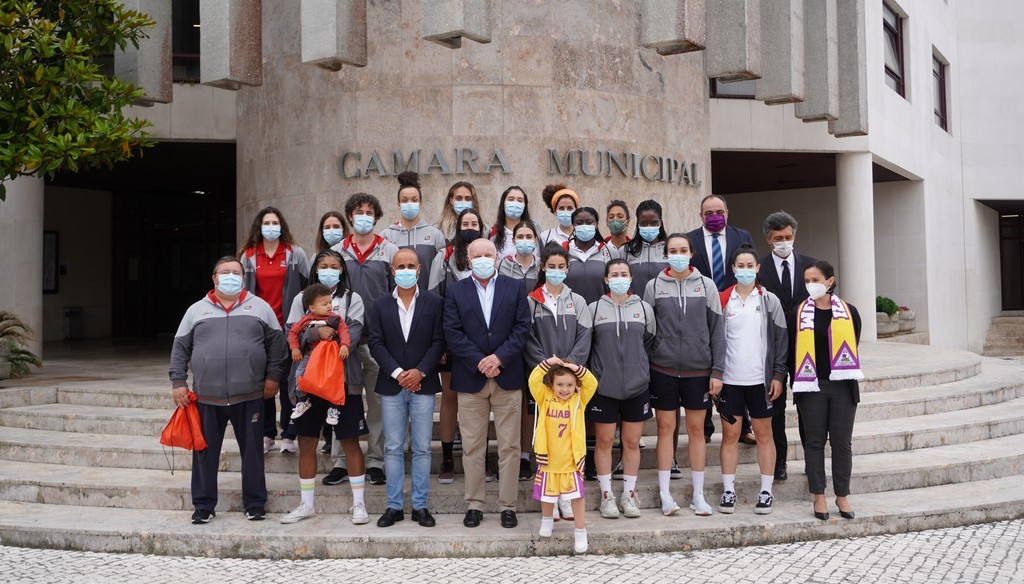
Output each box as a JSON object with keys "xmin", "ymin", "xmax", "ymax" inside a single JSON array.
[{"xmin": 711, "ymin": 233, "xmax": 725, "ymax": 290}]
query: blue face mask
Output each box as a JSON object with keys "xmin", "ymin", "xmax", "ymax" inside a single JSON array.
[
  {"xmin": 453, "ymin": 201, "xmax": 473, "ymax": 215},
  {"xmin": 667, "ymin": 254, "xmax": 690, "ymax": 272},
  {"xmin": 400, "ymin": 202, "xmax": 420, "ymax": 221},
  {"xmin": 574, "ymin": 224, "xmax": 596, "ymax": 242},
  {"xmin": 514, "ymin": 239, "xmax": 536, "ymax": 255},
  {"xmin": 394, "ymin": 268, "xmax": 418, "ymax": 289},
  {"xmin": 318, "ymin": 268, "xmax": 341, "ymax": 288},
  {"xmin": 545, "ymin": 269, "xmax": 567, "ymax": 286},
  {"xmin": 322, "ymin": 228, "xmax": 344, "ymax": 246},
  {"xmin": 215, "ymin": 273, "xmax": 243, "ymax": 296},
  {"xmin": 639, "ymin": 226, "xmax": 660, "ymax": 242},
  {"xmin": 352, "ymin": 214, "xmax": 375, "ymax": 235},
  {"xmin": 471, "ymin": 257, "xmax": 496, "ymax": 279},
  {"xmin": 556, "ymin": 210, "xmax": 573, "ymax": 227},
  {"xmin": 607, "ymin": 277, "xmax": 631, "ymax": 296},
  {"xmin": 261, "ymin": 225, "xmax": 281, "ymax": 241},
  {"xmin": 505, "ymin": 201, "xmax": 525, "ymax": 219},
  {"xmin": 735, "ymin": 268, "xmax": 757, "ymax": 286}
]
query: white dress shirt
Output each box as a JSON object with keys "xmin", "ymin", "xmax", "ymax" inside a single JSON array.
[
  {"xmin": 473, "ymin": 273, "xmax": 496, "ymax": 328},
  {"xmin": 390, "ymin": 287, "xmax": 419, "ymax": 380}
]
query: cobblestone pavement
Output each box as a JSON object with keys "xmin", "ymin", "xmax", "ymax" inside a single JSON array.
[{"xmin": 2, "ymin": 520, "xmax": 1021, "ymax": 583}]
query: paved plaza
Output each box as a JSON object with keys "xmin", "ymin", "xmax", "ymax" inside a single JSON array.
[{"xmin": 1, "ymin": 519, "xmax": 1020, "ymax": 583}]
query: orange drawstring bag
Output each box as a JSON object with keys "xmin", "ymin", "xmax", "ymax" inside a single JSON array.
[
  {"xmin": 160, "ymin": 391, "xmax": 207, "ymax": 451},
  {"xmin": 297, "ymin": 341, "xmax": 347, "ymax": 405}
]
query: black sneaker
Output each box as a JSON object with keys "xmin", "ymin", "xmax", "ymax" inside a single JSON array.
[
  {"xmin": 367, "ymin": 467, "xmax": 386, "ymax": 485},
  {"xmin": 670, "ymin": 459, "xmax": 682, "ymax": 480},
  {"xmin": 452, "ymin": 427, "xmax": 462, "ymax": 448},
  {"xmin": 611, "ymin": 459, "xmax": 624, "ymax": 480},
  {"xmin": 244, "ymin": 507, "xmax": 266, "ymax": 521},
  {"xmin": 320, "ymin": 441, "xmax": 331, "ymax": 454},
  {"xmin": 191, "ymin": 509, "xmax": 215, "ymax": 524},
  {"xmin": 718, "ymin": 491, "xmax": 736, "ymax": 514},
  {"xmin": 519, "ymin": 458, "xmax": 533, "ymax": 481},
  {"xmin": 322, "ymin": 467, "xmax": 349, "ymax": 485},
  {"xmin": 755, "ymin": 491, "xmax": 774, "ymax": 515}
]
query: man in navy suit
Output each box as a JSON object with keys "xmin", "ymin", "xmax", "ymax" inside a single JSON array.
[
  {"xmin": 368, "ymin": 249, "xmax": 446, "ymax": 528},
  {"xmin": 443, "ymin": 238, "xmax": 532, "ymax": 529},
  {"xmin": 759, "ymin": 211, "xmax": 818, "ymax": 482}
]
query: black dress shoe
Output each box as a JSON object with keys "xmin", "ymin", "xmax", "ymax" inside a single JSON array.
[
  {"xmin": 376, "ymin": 507, "xmax": 404, "ymax": 527},
  {"xmin": 412, "ymin": 508, "xmax": 436, "ymax": 527},
  {"xmin": 367, "ymin": 467, "xmax": 386, "ymax": 485},
  {"xmin": 463, "ymin": 509, "xmax": 483, "ymax": 528},
  {"xmin": 839, "ymin": 510, "xmax": 855, "ymax": 519},
  {"xmin": 814, "ymin": 511, "xmax": 830, "ymax": 521},
  {"xmin": 500, "ymin": 510, "xmax": 518, "ymax": 528},
  {"xmin": 774, "ymin": 464, "xmax": 788, "ymax": 482}
]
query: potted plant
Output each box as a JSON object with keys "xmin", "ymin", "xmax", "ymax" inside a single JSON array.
[
  {"xmin": 898, "ymin": 306, "xmax": 916, "ymax": 332},
  {"xmin": 0, "ymin": 311, "xmax": 42, "ymax": 380},
  {"xmin": 876, "ymin": 296, "xmax": 899, "ymax": 337}
]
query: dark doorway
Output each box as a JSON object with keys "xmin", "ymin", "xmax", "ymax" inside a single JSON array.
[
  {"xmin": 49, "ymin": 141, "xmax": 236, "ymax": 337},
  {"xmin": 999, "ymin": 212, "xmax": 1024, "ymax": 311}
]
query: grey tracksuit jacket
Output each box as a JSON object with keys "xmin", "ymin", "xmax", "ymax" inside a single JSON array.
[
  {"xmin": 587, "ymin": 294, "xmax": 658, "ymax": 400},
  {"xmin": 564, "ymin": 241, "xmax": 617, "ymax": 306},
  {"xmin": 497, "ymin": 255, "xmax": 539, "ymax": 294},
  {"xmin": 331, "ymin": 236, "xmax": 398, "ymax": 340},
  {"xmin": 241, "ymin": 243, "xmax": 310, "ymax": 324},
  {"xmin": 525, "ymin": 285, "xmax": 593, "ymax": 369},
  {"xmin": 625, "ymin": 241, "xmax": 668, "ymax": 296},
  {"xmin": 381, "ymin": 220, "xmax": 446, "ymax": 292},
  {"xmin": 643, "ymin": 268, "xmax": 725, "ymax": 380}
]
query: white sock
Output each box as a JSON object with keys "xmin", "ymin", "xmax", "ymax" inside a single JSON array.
[
  {"xmin": 597, "ymin": 474, "xmax": 612, "ymax": 494},
  {"xmin": 623, "ymin": 475, "xmax": 637, "ymax": 494},
  {"xmin": 761, "ymin": 474, "xmax": 774, "ymax": 495},
  {"xmin": 722, "ymin": 473, "xmax": 736, "ymax": 493},
  {"xmin": 658, "ymin": 470, "xmax": 672, "ymax": 498},
  {"xmin": 521, "ymin": 451, "xmax": 531, "ymax": 461},
  {"xmin": 300, "ymin": 477, "xmax": 315, "ymax": 507},
  {"xmin": 692, "ymin": 470, "xmax": 705, "ymax": 499},
  {"xmin": 575, "ymin": 528, "xmax": 587, "ymax": 536},
  {"xmin": 350, "ymin": 474, "xmax": 365, "ymax": 506}
]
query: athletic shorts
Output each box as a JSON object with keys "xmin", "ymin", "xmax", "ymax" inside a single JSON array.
[
  {"xmin": 586, "ymin": 391, "xmax": 653, "ymax": 424},
  {"xmin": 648, "ymin": 370, "xmax": 711, "ymax": 412},
  {"xmin": 719, "ymin": 383, "xmax": 774, "ymax": 419},
  {"xmin": 290, "ymin": 393, "xmax": 368, "ymax": 440}
]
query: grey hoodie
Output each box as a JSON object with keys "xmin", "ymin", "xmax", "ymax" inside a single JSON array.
[
  {"xmin": 644, "ymin": 268, "xmax": 725, "ymax": 380},
  {"xmin": 587, "ymin": 294, "xmax": 657, "ymax": 400},
  {"xmin": 625, "ymin": 241, "xmax": 668, "ymax": 296},
  {"xmin": 525, "ymin": 285, "xmax": 593, "ymax": 369},
  {"xmin": 381, "ymin": 219, "xmax": 446, "ymax": 292}
]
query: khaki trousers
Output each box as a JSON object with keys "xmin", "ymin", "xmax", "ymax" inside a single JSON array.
[{"xmin": 458, "ymin": 380, "xmax": 522, "ymax": 512}]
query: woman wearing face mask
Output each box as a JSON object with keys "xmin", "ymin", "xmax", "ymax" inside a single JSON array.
[
  {"xmin": 539, "ymin": 184, "xmax": 578, "ymax": 246},
  {"xmin": 428, "ymin": 208, "xmax": 485, "ymax": 484},
  {"xmin": 490, "ymin": 186, "xmax": 534, "ymax": 258},
  {"xmin": 331, "ymin": 193, "xmax": 399, "ymax": 488},
  {"xmin": 313, "ymin": 211, "xmax": 349, "ymax": 258},
  {"xmin": 281, "ymin": 250, "xmax": 370, "ymax": 523},
  {"xmin": 587, "ymin": 259, "xmax": 657, "ymax": 520},
  {"xmin": 623, "ymin": 200, "xmax": 668, "ymax": 296},
  {"xmin": 604, "ymin": 200, "xmax": 631, "ymax": 257},
  {"xmin": 382, "ymin": 172, "xmax": 446, "ymax": 291},
  {"xmin": 437, "ymin": 181, "xmax": 483, "ymax": 243},
  {"xmin": 715, "ymin": 244, "xmax": 788, "ymax": 517},
  {"xmin": 790, "ymin": 260, "xmax": 862, "ymax": 522},
  {"xmin": 498, "ymin": 221, "xmax": 540, "ymax": 292},
  {"xmin": 525, "ymin": 242, "xmax": 593, "ymax": 520},
  {"xmin": 643, "ymin": 233, "xmax": 725, "ymax": 518},
  {"xmin": 240, "ymin": 206, "xmax": 310, "ymax": 454},
  {"xmin": 564, "ymin": 207, "xmax": 615, "ymax": 305}
]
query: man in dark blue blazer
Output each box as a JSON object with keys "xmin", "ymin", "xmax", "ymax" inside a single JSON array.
[
  {"xmin": 368, "ymin": 249, "xmax": 446, "ymax": 528},
  {"xmin": 443, "ymin": 238, "xmax": 531, "ymax": 529},
  {"xmin": 758, "ymin": 211, "xmax": 819, "ymax": 482}
]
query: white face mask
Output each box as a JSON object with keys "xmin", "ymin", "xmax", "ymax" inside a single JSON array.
[
  {"xmin": 806, "ymin": 282, "xmax": 828, "ymax": 300},
  {"xmin": 772, "ymin": 240, "xmax": 794, "ymax": 258}
]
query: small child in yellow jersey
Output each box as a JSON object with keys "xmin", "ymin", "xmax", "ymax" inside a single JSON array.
[{"xmin": 529, "ymin": 355, "xmax": 598, "ymax": 554}]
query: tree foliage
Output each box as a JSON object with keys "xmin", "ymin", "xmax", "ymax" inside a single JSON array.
[{"xmin": 0, "ymin": 1, "xmax": 156, "ymax": 201}]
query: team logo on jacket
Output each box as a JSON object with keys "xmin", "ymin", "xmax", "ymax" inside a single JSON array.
[
  {"xmin": 694, "ymin": 286, "xmax": 702, "ymax": 293},
  {"xmin": 633, "ymin": 313, "xmax": 640, "ymax": 319},
  {"xmin": 566, "ymin": 302, "xmax": 573, "ymax": 309},
  {"xmin": 251, "ymin": 413, "xmax": 260, "ymax": 423},
  {"xmin": 244, "ymin": 305, "xmax": 253, "ymax": 311},
  {"xmin": 596, "ymin": 314, "xmax": 608, "ymax": 323},
  {"xmin": 424, "ymin": 235, "xmax": 431, "ymax": 241}
]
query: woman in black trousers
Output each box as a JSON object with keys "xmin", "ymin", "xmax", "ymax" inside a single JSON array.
[{"xmin": 790, "ymin": 260, "xmax": 862, "ymax": 521}]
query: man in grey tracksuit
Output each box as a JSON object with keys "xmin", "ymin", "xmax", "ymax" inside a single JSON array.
[{"xmin": 169, "ymin": 257, "xmax": 287, "ymax": 523}]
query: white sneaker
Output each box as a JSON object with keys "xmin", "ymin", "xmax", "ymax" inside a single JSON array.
[
  {"xmin": 279, "ymin": 438, "xmax": 297, "ymax": 454},
  {"xmin": 638, "ymin": 437, "xmax": 647, "ymax": 448},
  {"xmin": 280, "ymin": 502, "xmax": 315, "ymax": 524},
  {"xmin": 620, "ymin": 490, "xmax": 641, "ymax": 518},
  {"xmin": 557, "ymin": 497, "xmax": 575, "ymax": 521},
  {"xmin": 538, "ymin": 516, "xmax": 554, "ymax": 538},
  {"xmin": 290, "ymin": 400, "xmax": 312, "ymax": 420},
  {"xmin": 574, "ymin": 528, "xmax": 588, "ymax": 554},
  {"xmin": 263, "ymin": 437, "xmax": 275, "ymax": 454},
  {"xmin": 660, "ymin": 494, "xmax": 680, "ymax": 516},
  {"xmin": 350, "ymin": 502, "xmax": 369, "ymax": 524},
  {"xmin": 599, "ymin": 491, "xmax": 620, "ymax": 519},
  {"xmin": 691, "ymin": 494, "xmax": 713, "ymax": 516},
  {"xmin": 326, "ymin": 407, "xmax": 340, "ymax": 426}
]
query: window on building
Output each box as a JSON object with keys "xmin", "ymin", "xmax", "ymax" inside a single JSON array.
[
  {"xmin": 172, "ymin": 0, "xmax": 201, "ymax": 82},
  {"xmin": 883, "ymin": 3, "xmax": 905, "ymax": 97},
  {"xmin": 933, "ymin": 54, "xmax": 948, "ymax": 131},
  {"xmin": 709, "ymin": 78, "xmax": 756, "ymax": 99}
]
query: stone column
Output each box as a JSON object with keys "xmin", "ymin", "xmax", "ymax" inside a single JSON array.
[
  {"xmin": 836, "ymin": 152, "xmax": 876, "ymax": 341},
  {"xmin": 0, "ymin": 176, "xmax": 44, "ymax": 359}
]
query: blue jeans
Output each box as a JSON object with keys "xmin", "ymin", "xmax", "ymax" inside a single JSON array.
[{"xmin": 381, "ymin": 390, "xmax": 435, "ymax": 510}]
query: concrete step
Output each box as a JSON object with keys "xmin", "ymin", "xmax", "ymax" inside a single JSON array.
[
  {"xmin": 3, "ymin": 396, "xmax": 1024, "ymax": 474},
  {"xmin": 1, "ymin": 433, "xmax": 1019, "ymax": 515},
  {"xmin": 1, "ymin": 475, "xmax": 1022, "ymax": 559}
]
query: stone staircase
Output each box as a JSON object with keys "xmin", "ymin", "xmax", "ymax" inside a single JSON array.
[
  {"xmin": 0, "ymin": 342, "xmax": 1022, "ymax": 558},
  {"xmin": 983, "ymin": 312, "xmax": 1024, "ymax": 357}
]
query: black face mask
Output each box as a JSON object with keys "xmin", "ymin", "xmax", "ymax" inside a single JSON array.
[{"xmin": 460, "ymin": 229, "xmax": 481, "ymax": 244}]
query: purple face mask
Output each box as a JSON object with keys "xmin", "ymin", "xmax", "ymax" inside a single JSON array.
[{"xmin": 705, "ymin": 214, "xmax": 726, "ymax": 232}]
